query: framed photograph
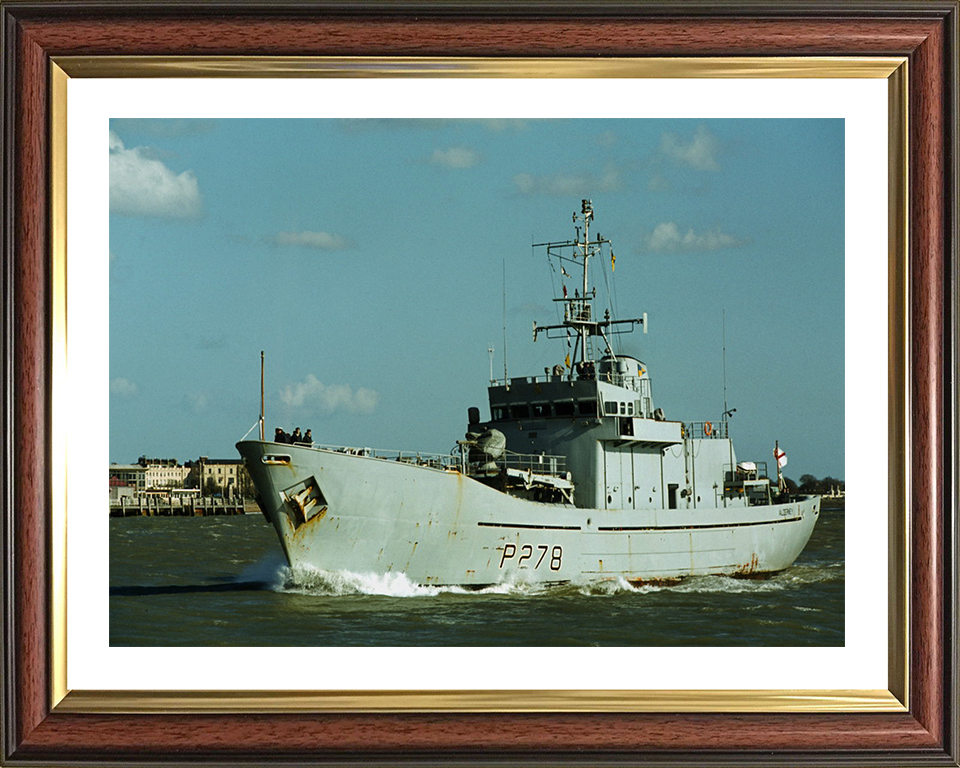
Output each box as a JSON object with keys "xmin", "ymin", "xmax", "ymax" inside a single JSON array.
[{"xmin": 3, "ymin": 2, "xmax": 957, "ymax": 765}]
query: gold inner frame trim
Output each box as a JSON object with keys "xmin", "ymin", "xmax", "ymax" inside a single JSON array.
[
  {"xmin": 55, "ymin": 55, "xmax": 904, "ymax": 79},
  {"xmin": 886, "ymin": 61, "xmax": 910, "ymax": 711},
  {"xmin": 50, "ymin": 62, "xmax": 69, "ymax": 709},
  {"xmin": 56, "ymin": 688, "xmax": 905, "ymax": 714},
  {"xmin": 49, "ymin": 56, "xmax": 909, "ymax": 715}
]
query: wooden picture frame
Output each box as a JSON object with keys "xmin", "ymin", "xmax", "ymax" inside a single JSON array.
[{"xmin": 2, "ymin": 2, "xmax": 957, "ymax": 764}]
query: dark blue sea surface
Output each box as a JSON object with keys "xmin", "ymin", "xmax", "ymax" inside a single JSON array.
[{"xmin": 109, "ymin": 504, "xmax": 844, "ymax": 646}]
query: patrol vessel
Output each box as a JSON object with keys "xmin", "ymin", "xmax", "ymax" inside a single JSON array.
[{"xmin": 237, "ymin": 201, "xmax": 820, "ymax": 587}]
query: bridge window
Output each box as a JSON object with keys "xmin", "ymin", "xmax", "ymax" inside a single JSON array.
[
  {"xmin": 492, "ymin": 406, "xmax": 507, "ymax": 421},
  {"xmin": 555, "ymin": 401, "xmax": 575, "ymax": 417},
  {"xmin": 532, "ymin": 403, "xmax": 551, "ymax": 418},
  {"xmin": 509, "ymin": 404, "xmax": 530, "ymax": 419},
  {"xmin": 604, "ymin": 401, "xmax": 618, "ymax": 416},
  {"xmin": 578, "ymin": 401, "xmax": 598, "ymax": 416}
]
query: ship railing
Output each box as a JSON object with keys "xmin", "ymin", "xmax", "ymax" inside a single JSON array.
[
  {"xmin": 497, "ymin": 451, "xmax": 567, "ymax": 478},
  {"xmin": 308, "ymin": 442, "xmax": 567, "ymax": 478},
  {"xmin": 596, "ymin": 372, "xmax": 648, "ymax": 393},
  {"xmin": 683, "ymin": 420, "xmax": 729, "ymax": 439},
  {"xmin": 722, "ymin": 463, "xmax": 774, "ymax": 506},
  {"xmin": 723, "ymin": 461, "xmax": 770, "ymax": 482},
  {"xmin": 311, "ymin": 443, "xmax": 463, "ymax": 470},
  {"xmin": 464, "ymin": 452, "xmax": 568, "ymax": 480},
  {"xmin": 491, "ymin": 373, "xmax": 574, "ymax": 387},
  {"xmin": 564, "ymin": 301, "xmax": 592, "ymax": 323},
  {"xmin": 489, "ymin": 373, "xmax": 651, "ymax": 393}
]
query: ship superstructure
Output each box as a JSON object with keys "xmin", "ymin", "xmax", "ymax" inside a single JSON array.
[{"xmin": 238, "ymin": 201, "xmax": 819, "ymax": 586}]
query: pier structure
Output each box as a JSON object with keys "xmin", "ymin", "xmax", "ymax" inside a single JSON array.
[
  {"xmin": 109, "ymin": 495, "xmax": 253, "ymax": 517},
  {"xmin": 109, "ymin": 454, "xmax": 256, "ymax": 517}
]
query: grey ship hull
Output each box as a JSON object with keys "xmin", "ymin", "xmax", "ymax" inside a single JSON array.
[{"xmin": 238, "ymin": 439, "xmax": 820, "ymax": 587}]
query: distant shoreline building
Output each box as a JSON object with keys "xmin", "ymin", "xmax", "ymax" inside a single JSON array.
[
  {"xmin": 109, "ymin": 455, "xmax": 253, "ymax": 501},
  {"xmin": 108, "ymin": 463, "xmax": 146, "ymax": 501},
  {"xmin": 186, "ymin": 457, "xmax": 250, "ymax": 499}
]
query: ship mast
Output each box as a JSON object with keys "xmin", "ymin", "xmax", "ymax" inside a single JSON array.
[
  {"xmin": 532, "ymin": 200, "xmax": 646, "ymax": 373},
  {"xmin": 579, "ymin": 198, "xmax": 592, "ymax": 316}
]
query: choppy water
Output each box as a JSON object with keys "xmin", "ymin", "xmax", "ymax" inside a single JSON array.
[{"xmin": 109, "ymin": 504, "xmax": 843, "ymax": 646}]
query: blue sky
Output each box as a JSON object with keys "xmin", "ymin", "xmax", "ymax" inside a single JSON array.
[{"xmin": 109, "ymin": 118, "xmax": 844, "ymax": 481}]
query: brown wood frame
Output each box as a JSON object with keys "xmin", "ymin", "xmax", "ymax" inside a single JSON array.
[{"xmin": 2, "ymin": 2, "xmax": 957, "ymax": 765}]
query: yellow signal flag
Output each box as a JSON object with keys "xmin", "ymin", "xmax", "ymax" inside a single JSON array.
[
  {"xmin": 565, "ymin": 353, "xmax": 571, "ymax": 369},
  {"xmin": 611, "ymin": 250, "xmax": 616, "ymax": 271}
]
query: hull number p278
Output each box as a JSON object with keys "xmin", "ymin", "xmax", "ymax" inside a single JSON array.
[{"xmin": 499, "ymin": 543, "xmax": 563, "ymax": 570}]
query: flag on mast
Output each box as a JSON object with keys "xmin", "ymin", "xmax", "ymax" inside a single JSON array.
[
  {"xmin": 611, "ymin": 250, "xmax": 616, "ymax": 271},
  {"xmin": 774, "ymin": 446, "xmax": 788, "ymax": 469}
]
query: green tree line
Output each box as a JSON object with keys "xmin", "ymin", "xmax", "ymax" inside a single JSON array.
[{"xmin": 784, "ymin": 474, "xmax": 845, "ymax": 494}]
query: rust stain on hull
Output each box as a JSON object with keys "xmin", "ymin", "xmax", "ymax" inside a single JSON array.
[
  {"xmin": 731, "ymin": 553, "xmax": 782, "ymax": 579},
  {"xmin": 733, "ymin": 552, "xmax": 761, "ymax": 576}
]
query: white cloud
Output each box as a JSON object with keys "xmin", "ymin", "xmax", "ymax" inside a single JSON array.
[
  {"xmin": 110, "ymin": 377, "xmax": 138, "ymax": 398},
  {"xmin": 271, "ymin": 231, "xmax": 350, "ymax": 251},
  {"xmin": 479, "ymin": 119, "xmax": 530, "ymax": 132},
  {"xmin": 340, "ymin": 118, "xmax": 532, "ymax": 134},
  {"xmin": 184, "ymin": 392, "xmax": 209, "ymax": 413},
  {"xmin": 110, "ymin": 118, "xmax": 216, "ymax": 138},
  {"xmin": 643, "ymin": 222, "xmax": 746, "ymax": 253},
  {"xmin": 648, "ymin": 174, "xmax": 670, "ymax": 193},
  {"xmin": 595, "ymin": 130, "xmax": 619, "ymax": 148},
  {"xmin": 430, "ymin": 147, "xmax": 480, "ymax": 169},
  {"xmin": 279, "ymin": 375, "xmax": 379, "ymax": 415},
  {"xmin": 660, "ymin": 125, "xmax": 720, "ymax": 171},
  {"xmin": 109, "ymin": 131, "xmax": 203, "ymax": 218},
  {"xmin": 514, "ymin": 167, "xmax": 622, "ymax": 197}
]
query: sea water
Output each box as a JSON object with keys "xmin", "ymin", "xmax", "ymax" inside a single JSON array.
[{"xmin": 109, "ymin": 505, "xmax": 843, "ymax": 647}]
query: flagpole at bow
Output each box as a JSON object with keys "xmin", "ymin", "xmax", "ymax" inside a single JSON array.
[{"xmin": 774, "ymin": 441, "xmax": 788, "ymax": 494}]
